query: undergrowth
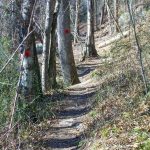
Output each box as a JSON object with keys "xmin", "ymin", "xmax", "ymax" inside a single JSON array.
[
  {"xmin": 83, "ymin": 23, "xmax": 150, "ymax": 150},
  {"xmin": 0, "ymin": 37, "xmax": 19, "ymax": 129},
  {"xmin": 0, "ymin": 37, "xmax": 58, "ymax": 149}
]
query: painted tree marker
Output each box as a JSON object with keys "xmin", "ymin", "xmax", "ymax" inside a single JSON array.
[
  {"xmin": 64, "ymin": 29, "xmax": 70, "ymax": 34},
  {"xmin": 24, "ymin": 49, "xmax": 31, "ymax": 57}
]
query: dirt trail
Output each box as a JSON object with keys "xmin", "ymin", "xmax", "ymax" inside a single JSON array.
[
  {"xmin": 35, "ymin": 58, "xmax": 102, "ymax": 150},
  {"xmin": 33, "ymin": 28, "xmax": 113, "ymax": 149}
]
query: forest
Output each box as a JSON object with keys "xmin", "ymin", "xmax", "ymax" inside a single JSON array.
[{"xmin": 0, "ymin": 0, "xmax": 150, "ymax": 149}]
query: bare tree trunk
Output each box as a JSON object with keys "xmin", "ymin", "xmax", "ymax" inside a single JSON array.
[
  {"xmin": 19, "ymin": 0, "xmax": 42, "ymax": 101},
  {"xmin": 127, "ymin": 0, "xmax": 148, "ymax": 94},
  {"xmin": 48, "ymin": 1, "xmax": 59, "ymax": 88},
  {"xmin": 106, "ymin": 0, "xmax": 113, "ymax": 35},
  {"xmin": 100, "ymin": 1, "xmax": 105, "ymax": 28},
  {"xmin": 105, "ymin": 0, "xmax": 122, "ymax": 34},
  {"xmin": 83, "ymin": 0, "xmax": 98, "ymax": 60},
  {"xmin": 41, "ymin": 0, "xmax": 56, "ymax": 93},
  {"xmin": 74, "ymin": 0, "xmax": 80, "ymax": 44},
  {"xmin": 94, "ymin": 0, "xmax": 99, "ymax": 30},
  {"xmin": 57, "ymin": 0, "xmax": 80, "ymax": 85},
  {"xmin": 114, "ymin": 0, "xmax": 119, "ymax": 33}
]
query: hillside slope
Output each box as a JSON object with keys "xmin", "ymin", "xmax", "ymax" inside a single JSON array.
[{"xmin": 20, "ymin": 13, "xmax": 150, "ymax": 150}]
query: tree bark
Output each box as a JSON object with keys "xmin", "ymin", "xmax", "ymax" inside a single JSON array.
[
  {"xmin": 57, "ymin": 0, "xmax": 80, "ymax": 85},
  {"xmin": 74, "ymin": 0, "xmax": 80, "ymax": 44},
  {"xmin": 114, "ymin": 0, "xmax": 119, "ymax": 33},
  {"xmin": 99, "ymin": 1, "xmax": 105, "ymax": 28},
  {"xmin": 106, "ymin": 0, "xmax": 113, "ymax": 35},
  {"xmin": 20, "ymin": 0, "xmax": 42, "ymax": 101},
  {"xmin": 48, "ymin": 1, "xmax": 59, "ymax": 88},
  {"xmin": 84, "ymin": 0, "xmax": 98, "ymax": 59},
  {"xmin": 41, "ymin": 0, "xmax": 56, "ymax": 93},
  {"xmin": 94, "ymin": 0, "xmax": 99, "ymax": 30}
]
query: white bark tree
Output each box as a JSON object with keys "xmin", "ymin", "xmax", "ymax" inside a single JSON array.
[
  {"xmin": 83, "ymin": 0, "xmax": 98, "ymax": 59},
  {"xmin": 106, "ymin": 0, "xmax": 113, "ymax": 35},
  {"xmin": 74, "ymin": 0, "xmax": 80, "ymax": 44},
  {"xmin": 19, "ymin": 0, "xmax": 42, "ymax": 101},
  {"xmin": 94, "ymin": 0, "xmax": 99, "ymax": 30},
  {"xmin": 114, "ymin": 0, "xmax": 119, "ymax": 33},
  {"xmin": 57, "ymin": 0, "xmax": 80, "ymax": 85},
  {"xmin": 41, "ymin": 0, "xmax": 56, "ymax": 93},
  {"xmin": 127, "ymin": 0, "xmax": 148, "ymax": 94},
  {"xmin": 99, "ymin": 0, "xmax": 105, "ymax": 28}
]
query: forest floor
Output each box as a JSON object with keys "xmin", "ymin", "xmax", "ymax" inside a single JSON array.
[
  {"xmin": 34, "ymin": 58, "xmax": 102, "ymax": 150},
  {"xmin": 22, "ymin": 23, "xmax": 150, "ymax": 150},
  {"xmin": 30, "ymin": 54, "xmax": 105, "ymax": 150},
  {"xmin": 21, "ymin": 31, "xmax": 111, "ymax": 149}
]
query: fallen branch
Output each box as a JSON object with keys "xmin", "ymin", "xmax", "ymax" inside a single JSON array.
[{"xmin": 98, "ymin": 30, "xmax": 130, "ymax": 48}]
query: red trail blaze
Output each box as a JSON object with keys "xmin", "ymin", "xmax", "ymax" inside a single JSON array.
[
  {"xmin": 64, "ymin": 29, "xmax": 70, "ymax": 34},
  {"xmin": 24, "ymin": 49, "xmax": 31, "ymax": 57}
]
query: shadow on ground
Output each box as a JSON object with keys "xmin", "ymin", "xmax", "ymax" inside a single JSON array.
[
  {"xmin": 36, "ymin": 134, "xmax": 85, "ymax": 149},
  {"xmin": 32, "ymin": 89, "xmax": 96, "ymax": 149}
]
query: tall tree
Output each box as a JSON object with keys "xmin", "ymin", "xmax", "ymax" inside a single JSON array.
[
  {"xmin": 106, "ymin": 0, "xmax": 113, "ymax": 35},
  {"xmin": 94, "ymin": 0, "xmax": 99, "ymax": 30},
  {"xmin": 57, "ymin": 0, "xmax": 80, "ymax": 85},
  {"xmin": 74, "ymin": 0, "xmax": 80, "ymax": 44},
  {"xmin": 83, "ymin": 0, "xmax": 98, "ymax": 60},
  {"xmin": 48, "ymin": 1, "xmax": 59, "ymax": 88},
  {"xmin": 41, "ymin": 0, "xmax": 56, "ymax": 93},
  {"xmin": 114, "ymin": 0, "xmax": 119, "ymax": 33},
  {"xmin": 19, "ymin": 0, "xmax": 42, "ymax": 101},
  {"xmin": 126, "ymin": 0, "xmax": 148, "ymax": 94}
]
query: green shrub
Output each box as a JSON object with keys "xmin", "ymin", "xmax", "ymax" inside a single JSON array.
[{"xmin": 0, "ymin": 37, "xmax": 19, "ymax": 130}]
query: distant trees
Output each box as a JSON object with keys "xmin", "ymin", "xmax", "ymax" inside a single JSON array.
[
  {"xmin": 114, "ymin": 0, "xmax": 119, "ymax": 33},
  {"xmin": 106, "ymin": 0, "xmax": 119, "ymax": 34},
  {"xmin": 126, "ymin": 0, "xmax": 148, "ymax": 94},
  {"xmin": 82, "ymin": 0, "xmax": 98, "ymax": 60},
  {"xmin": 94, "ymin": 0, "xmax": 99, "ymax": 30},
  {"xmin": 74, "ymin": 0, "xmax": 80, "ymax": 44},
  {"xmin": 48, "ymin": 1, "xmax": 59, "ymax": 88}
]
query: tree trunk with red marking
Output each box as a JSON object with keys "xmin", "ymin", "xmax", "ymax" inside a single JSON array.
[
  {"xmin": 57, "ymin": 0, "xmax": 80, "ymax": 85},
  {"xmin": 20, "ymin": 0, "xmax": 42, "ymax": 101}
]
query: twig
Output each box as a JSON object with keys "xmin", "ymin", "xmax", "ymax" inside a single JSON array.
[
  {"xmin": 127, "ymin": 0, "xmax": 148, "ymax": 94},
  {"xmin": 105, "ymin": 0, "xmax": 123, "ymax": 36},
  {"xmin": 0, "ymin": 29, "xmax": 35, "ymax": 74}
]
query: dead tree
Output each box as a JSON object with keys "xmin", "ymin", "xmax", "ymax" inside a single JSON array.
[
  {"xmin": 19, "ymin": 0, "xmax": 42, "ymax": 101},
  {"xmin": 74, "ymin": 0, "xmax": 80, "ymax": 44}
]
